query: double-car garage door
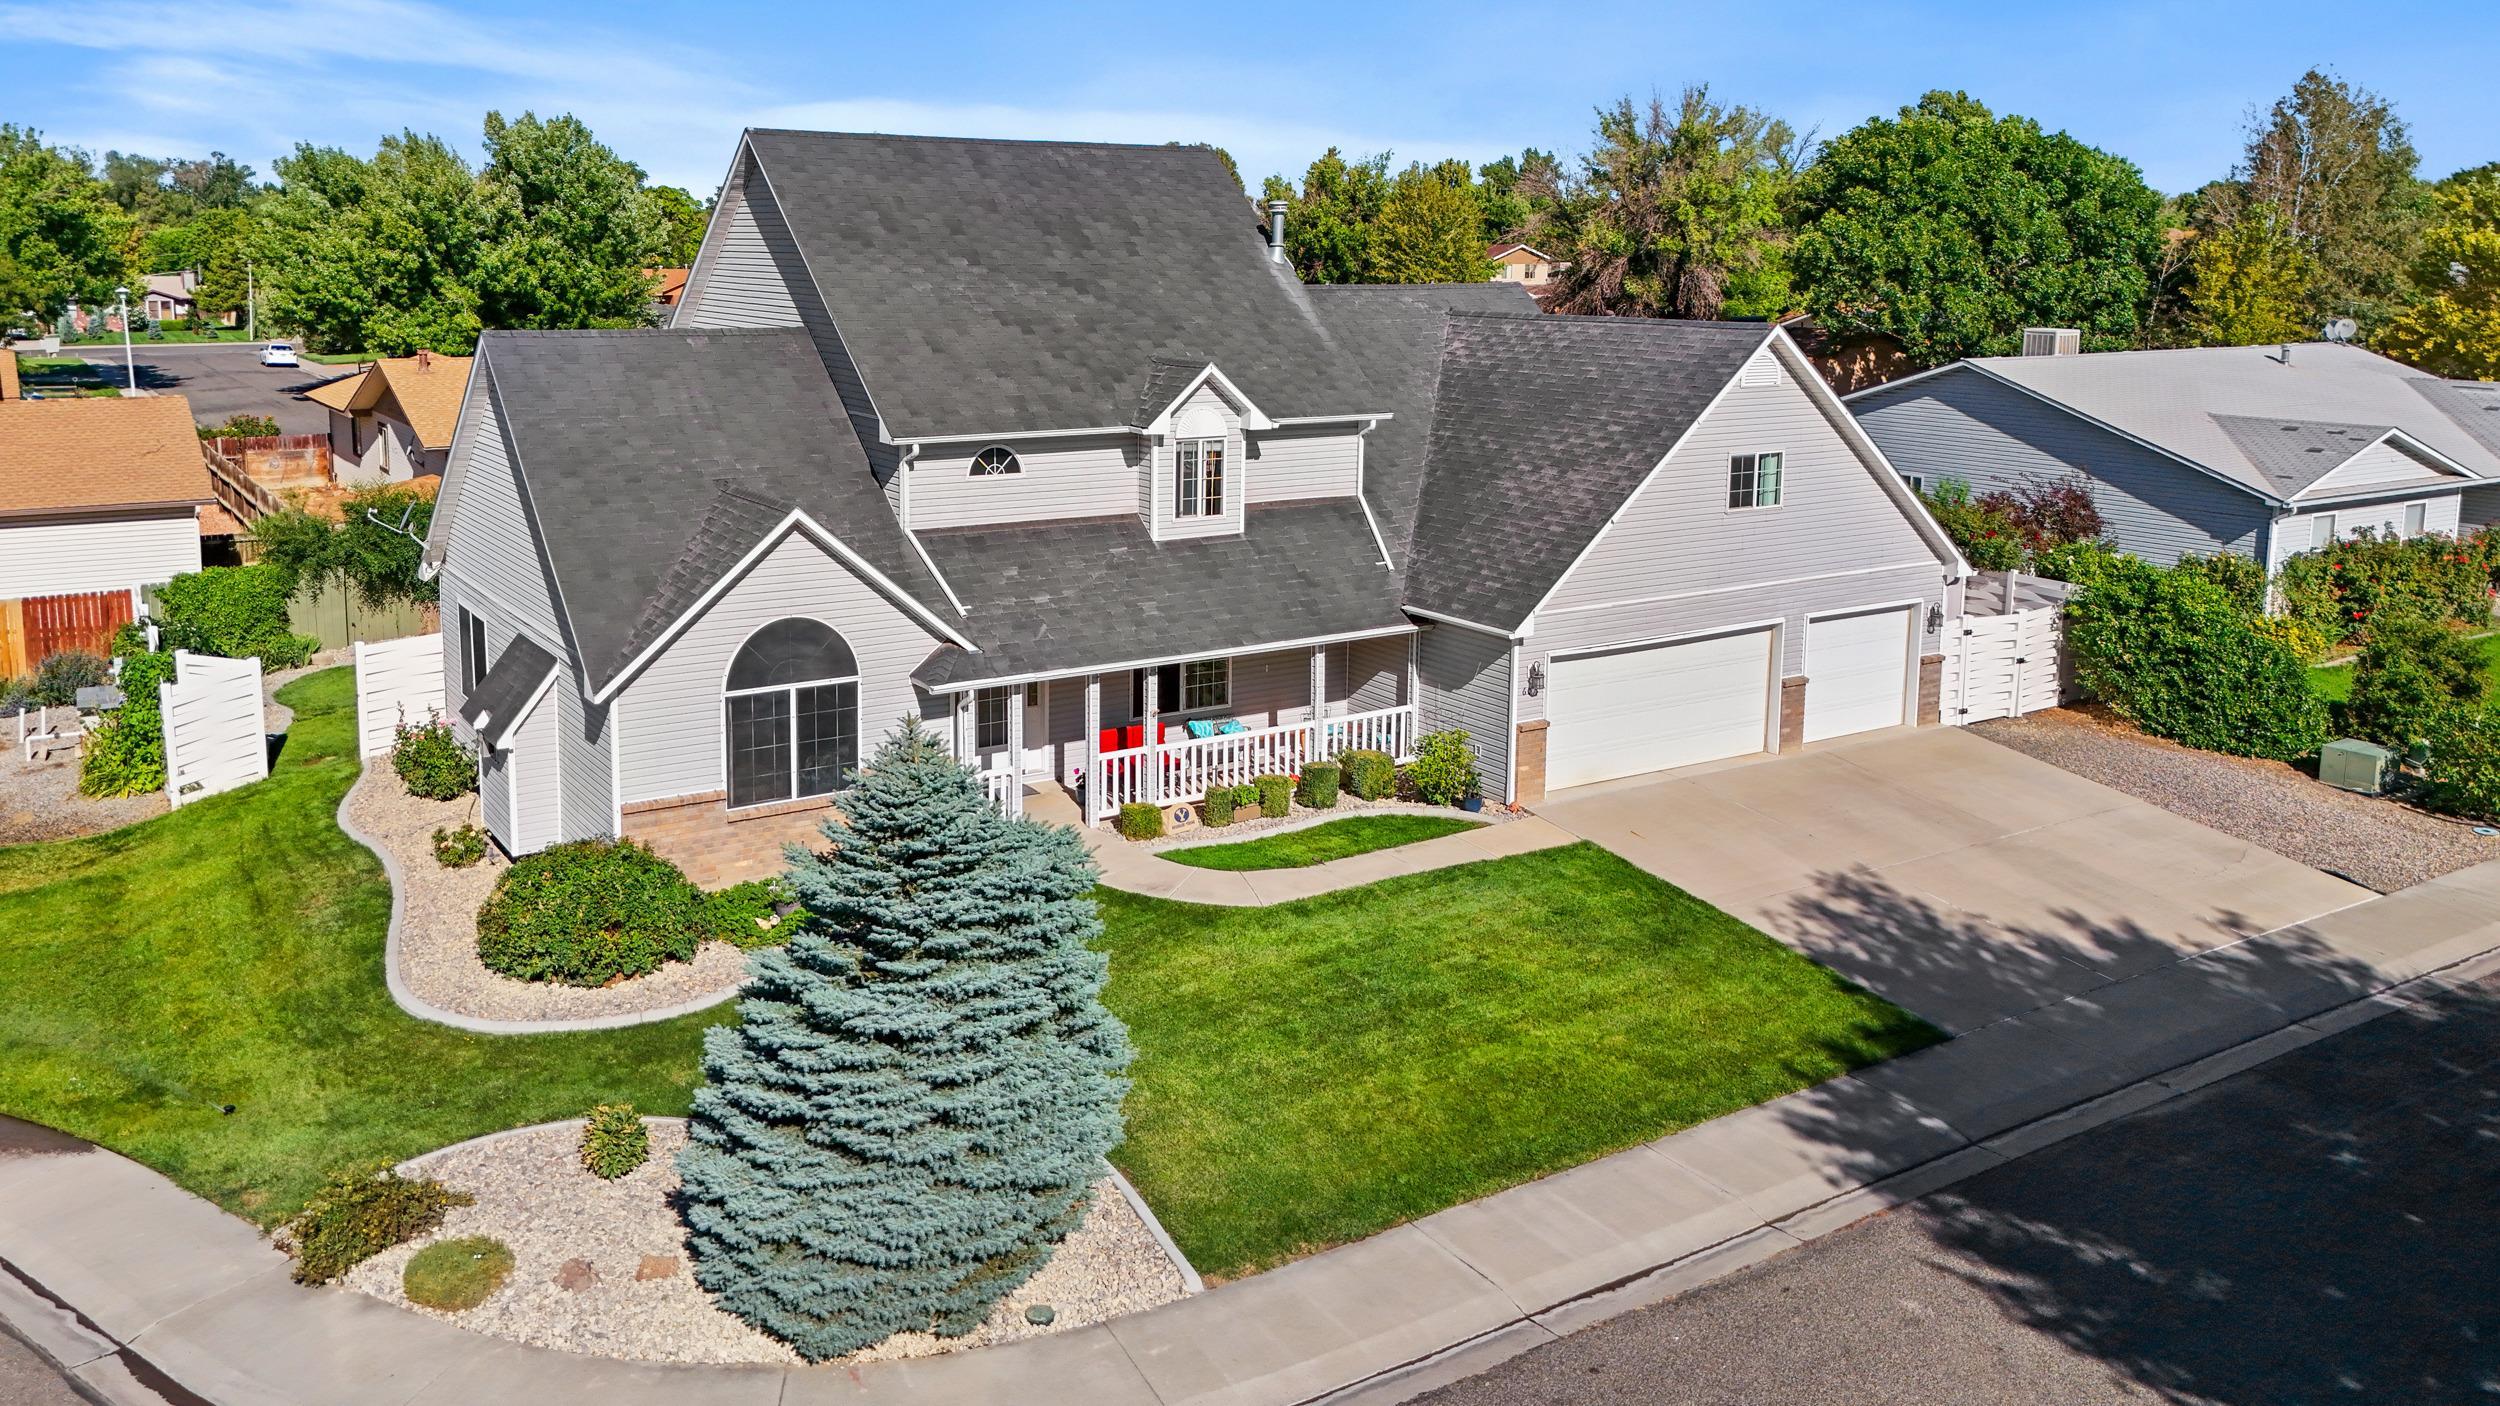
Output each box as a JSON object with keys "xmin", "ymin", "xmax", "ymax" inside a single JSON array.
[{"xmin": 1544, "ymin": 606, "xmax": 1913, "ymax": 790}]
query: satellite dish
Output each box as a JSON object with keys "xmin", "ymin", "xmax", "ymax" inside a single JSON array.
[{"xmin": 2323, "ymin": 318, "xmax": 2358, "ymax": 343}]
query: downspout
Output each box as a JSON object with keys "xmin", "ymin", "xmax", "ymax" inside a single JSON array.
[{"xmin": 1354, "ymin": 418, "xmax": 1394, "ymax": 569}]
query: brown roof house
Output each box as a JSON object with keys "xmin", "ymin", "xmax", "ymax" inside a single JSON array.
[
  {"xmin": 0, "ymin": 394, "xmax": 211, "ymax": 604},
  {"xmin": 1487, "ymin": 242, "xmax": 1563, "ymax": 288},
  {"xmin": 303, "ymin": 351, "xmax": 473, "ymax": 484}
]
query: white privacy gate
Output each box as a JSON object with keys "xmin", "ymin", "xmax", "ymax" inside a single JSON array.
[
  {"xmin": 160, "ymin": 649, "xmax": 269, "ymax": 807},
  {"xmin": 1940, "ymin": 605, "xmax": 2066, "ymax": 725},
  {"xmin": 354, "ymin": 633, "xmax": 446, "ymax": 758}
]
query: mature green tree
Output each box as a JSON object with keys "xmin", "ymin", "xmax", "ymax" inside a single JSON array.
[
  {"xmin": 2226, "ymin": 70, "xmax": 2427, "ymax": 331},
  {"xmin": 1371, "ymin": 160, "xmax": 1495, "ymax": 283},
  {"xmin": 1474, "ymin": 148, "xmax": 1562, "ymax": 244},
  {"xmin": 142, "ymin": 206, "xmax": 257, "ymax": 323},
  {"xmin": 647, "ymin": 183, "xmax": 709, "ymax": 266},
  {"xmin": 1538, "ymin": 89, "xmax": 1804, "ymax": 320},
  {"xmin": 472, "ymin": 111, "xmax": 674, "ymax": 333},
  {"xmin": 254, "ymin": 133, "xmax": 487, "ymax": 354},
  {"xmin": 0, "ymin": 127, "xmax": 134, "ymax": 323},
  {"xmin": 2375, "ymin": 166, "xmax": 2500, "ymax": 378},
  {"xmin": 2179, "ymin": 201, "xmax": 2316, "ymax": 345},
  {"xmin": 1792, "ymin": 91, "xmax": 2162, "ymax": 364},
  {"xmin": 1264, "ymin": 148, "xmax": 1392, "ymax": 284},
  {"xmin": 677, "ymin": 719, "xmax": 1131, "ymax": 1360},
  {"xmin": 104, "ymin": 150, "xmax": 257, "ymax": 223}
]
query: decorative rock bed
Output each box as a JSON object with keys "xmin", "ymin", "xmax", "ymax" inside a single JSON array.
[
  {"xmin": 344, "ymin": 766, "xmax": 751, "ymax": 1024},
  {"xmin": 344, "ymin": 1120, "xmax": 1190, "ymax": 1366},
  {"xmin": 1128, "ymin": 793, "xmax": 1512, "ymax": 852}
]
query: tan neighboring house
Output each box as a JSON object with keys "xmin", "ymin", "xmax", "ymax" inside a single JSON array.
[
  {"xmin": 141, "ymin": 270, "xmax": 236, "ymax": 326},
  {"xmin": 303, "ymin": 352, "xmax": 471, "ymax": 483},
  {"xmin": 0, "ymin": 394, "xmax": 210, "ymax": 604},
  {"xmin": 1487, "ymin": 243, "xmax": 1562, "ymax": 287}
]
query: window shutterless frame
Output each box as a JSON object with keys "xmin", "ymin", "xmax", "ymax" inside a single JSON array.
[
  {"xmin": 722, "ymin": 619, "xmax": 861, "ymax": 811},
  {"xmin": 459, "ymin": 608, "xmax": 489, "ymax": 695},
  {"xmin": 975, "ymin": 687, "xmax": 1011, "ymax": 749},
  {"xmin": 1174, "ymin": 437, "xmax": 1225, "ymax": 518},
  {"xmin": 1728, "ymin": 451, "xmax": 1784, "ymax": 510},
  {"xmin": 969, "ymin": 445, "xmax": 1021, "ymax": 476}
]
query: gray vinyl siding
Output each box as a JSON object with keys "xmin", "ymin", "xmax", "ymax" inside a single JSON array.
[
  {"xmin": 2296, "ymin": 439, "xmax": 2461, "ymax": 498},
  {"xmin": 508, "ymin": 683, "xmax": 562, "ymax": 855},
  {"xmin": 440, "ymin": 377, "xmax": 563, "ymax": 649},
  {"xmin": 613, "ymin": 530, "xmax": 944, "ymax": 804},
  {"xmin": 1246, "ymin": 426, "xmax": 1361, "ymax": 503},
  {"xmin": 1344, "ymin": 633, "xmax": 1409, "ymax": 713},
  {"xmin": 908, "ymin": 435, "xmax": 1142, "ymax": 529},
  {"xmin": 482, "ymin": 746, "xmax": 513, "ymax": 851},
  {"xmin": 556, "ymin": 677, "xmax": 615, "ymax": 842},
  {"xmin": 1853, "ymin": 367, "xmax": 2272, "ymax": 566},
  {"xmin": 1153, "ymin": 384, "xmax": 1247, "ymax": 540},
  {"xmin": 1417, "ymin": 623, "xmax": 1513, "ymax": 805},
  {"xmin": 2270, "ymin": 491, "xmax": 2465, "ymax": 576},
  {"xmin": 674, "ymin": 163, "xmax": 801, "ymax": 330},
  {"xmin": 2462, "ymin": 486, "xmax": 2500, "ymax": 532}
]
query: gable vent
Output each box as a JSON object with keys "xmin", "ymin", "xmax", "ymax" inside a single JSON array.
[{"xmin": 1739, "ymin": 352, "xmax": 1782, "ymax": 388}]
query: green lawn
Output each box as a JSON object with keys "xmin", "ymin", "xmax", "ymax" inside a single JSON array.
[
  {"xmin": 59, "ymin": 329, "xmax": 253, "ymax": 346},
  {"xmin": 0, "ymin": 668, "xmax": 724, "ymax": 1226},
  {"xmin": 1097, "ymin": 845, "xmax": 1941, "ymax": 1278},
  {"xmin": 1160, "ymin": 814, "xmax": 1484, "ymax": 871},
  {"xmin": 2309, "ymin": 632, "xmax": 2500, "ymax": 703}
]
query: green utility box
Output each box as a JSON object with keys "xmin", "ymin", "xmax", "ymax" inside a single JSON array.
[{"xmin": 2319, "ymin": 738, "xmax": 2396, "ymax": 795}]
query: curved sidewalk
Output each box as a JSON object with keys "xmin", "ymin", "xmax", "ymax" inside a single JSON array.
[{"xmin": 1078, "ymin": 813, "xmax": 1580, "ymax": 905}]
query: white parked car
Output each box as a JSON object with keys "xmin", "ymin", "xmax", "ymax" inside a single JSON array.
[{"xmin": 259, "ymin": 341, "xmax": 299, "ymax": 367}]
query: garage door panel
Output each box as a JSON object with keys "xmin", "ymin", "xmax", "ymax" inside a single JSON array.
[
  {"xmin": 1547, "ymin": 628, "xmax": 1773, "ymax": 789},
  {"xmin": 1805, "ymin": 607, "xmax": 1912, "ymax": 743}
]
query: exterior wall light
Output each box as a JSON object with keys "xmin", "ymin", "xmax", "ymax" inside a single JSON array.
[{"xmin": 1525, "ymin": 662, "xmax": 1545, "ymax": 696}]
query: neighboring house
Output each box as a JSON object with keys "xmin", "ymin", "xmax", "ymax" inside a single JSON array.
[
  {"xmin": 303, "ymin": 352, "xmax": 470, "ymax": 483},
  {"xmin": 0, "ymin": 394, "xmax": 209, "ymax": 604},
  {"xmin": 1851, "ymin": 337, "xmax": 2500, "ymax": 573},
  {"xmin": 648, "ymin": 267, "xmax": 691, "ymax": 308},
  {"xmin": 422, "ymin": 131, "xmax": 1965, "ymax": 879},
  {"xmin": 1487, "ymin": 243, "xmax": 1561, "ymax": 287},
  {"xmin": 142, "ymin": 271, "xmax": 201, "ymax": 324}
]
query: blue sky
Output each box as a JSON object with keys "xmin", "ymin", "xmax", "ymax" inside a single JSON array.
[{"xmin": 5, "ymin": 0, "xmax": 2494, "ymax": 199}]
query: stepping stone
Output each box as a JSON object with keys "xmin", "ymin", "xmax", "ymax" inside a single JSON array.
[
  {"xmin": 635, "ymin": 1254, "xmax": 678, "ymax": 1281},
  {"xmin": 553, "ymin": 1258, "xmax": 597, "ymax": 1291}
]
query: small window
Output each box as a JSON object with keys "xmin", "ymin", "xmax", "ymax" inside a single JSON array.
[
  {"xmin": 1902, "ymin": 473, "xmax": 1925, "ymax": 495},
  {"xmin": 970, "ymin": 446, "xmax": 1021, "ymax": 476},
  {"xmin": 1175, "ymin": 438, "xmax": 1225, "ymax": 519},
  {"xmin": 1181, "ymin": 658, "xmax": 1230, "ymax": 712},
  {"xmin": 2405, "ymin": 502, "xmax": 2428, "ymax": 538},
  {"xmin": 2311, "ymin": 514, "xmax": 2337, "ymax": 550},
  {"xmin": 459, "ymin": 608, "xmax": 489, "ymax": 694},
  {"xmin": 1025, "ymin": 680, "xmax": 1044, "ymax": 708},
  {"xmin": 975, "ymin": 688, "xmax": 1010, "ymax": 750},
  {"xmin": 1729, "ymin": 451, "xmax": 1784, "ymax": 509}
]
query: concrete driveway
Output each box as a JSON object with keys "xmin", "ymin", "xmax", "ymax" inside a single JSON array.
[{"xmin": 1539, "ymin": 726, "xmax": 2372, "ymax": 1033}]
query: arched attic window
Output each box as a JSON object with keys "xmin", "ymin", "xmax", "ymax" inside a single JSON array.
[{"xmin": 724, "ymin": 618, "xmax": 859, "ymax": 809}]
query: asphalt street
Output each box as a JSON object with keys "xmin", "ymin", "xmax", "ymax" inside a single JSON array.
[
  {"xmin": 74, "ymin": 341, "xmax": 343, "ymax": 436},
  {"xmin": 0, "ymin": 1321, "xmax": 89, "ymax": 1406},
  {"xmin": 1420, "ymin": 971, "xmax": 2500, "ymax": 1406}
]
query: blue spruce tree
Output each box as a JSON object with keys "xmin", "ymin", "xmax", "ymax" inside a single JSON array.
[{"xmin": 677, "ymin": 718, "xmax": 1132, "ymax": 1359}]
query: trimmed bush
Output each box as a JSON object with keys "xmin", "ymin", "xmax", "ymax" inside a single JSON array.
[
  {"xmin": 431, "ymin": 823, "xmax": 487, "ymax": 868},
  {"xmin": 2343, "ymin": 613, "xmax": 2486, "ymax": 749},
  {"xmin": 703, "ymin": 878, "xmax": 795, "ymax": 948},
  {"xmin": 1116, "ymin": 802, "xmax": 1165, "ymax": 840},
  {"xmin": 1297, "ymin": 761, "xmax": 1341, "ymax": 810},
  {"xmin": 402, "ymin": 1236, "xmax": 514, "ymax": 1311},
  {"xmin": 2424, "ymin": 705, "xmax": 2500, "ymax": 820},
  {"xmin": 2029, "ymin": 538, "xmax": 2132, "ymax": 588},
  {"xmin": 2064, "ymin": 556, "xmax": 2328, "ymax": 760},
  {"xmin": 1255, "ymin": 773, "xmax": 1292, "ymax": 819},
  {"xmin": 1201, "ymin": 786, "xmax": 1236, "ymax": 827},
  {"xmin": 78, "ymin": 650, "xmax": 175, "ymax": 798},
  {"xmin": 154, "ymin": 565, "xmax": 318, "ymax": 671},
  {"xmin": 32, "ymin": 650, "xmax": 106, "ymax": 706},
  {"xmin": 2279, "ymin": 530, "xmax": 2492, "ymax": 642},
  {"xmin": 580, "ymin": 1103, "xmax": 650, "ymax": 1180},
  {"xmin": 1339, "ymin": 749, "xmax": 1395, "ymax": 801},
  {"xmin": 280, "ymin": 1163, "xmax": 471, "ymax": 1285},
  {"xmin": 1408, "ymin": 730, "xmax": 1479, "ymax": 806},
  {"xmin": 2247, "ymin": 613, "xmax": 2334, "ymax": 666},
  {"xmin": 1920, "ymin": 479, "xmax": 2023, "ymax": 571},
  {"xmin": 392, "ymin": 719, "xmax": 476, "ymax": 800},
  {"xmin": 2172, "ymin": 552, "xmax": 2267, "ymax": 614},
  {"xmin": 475, "ymin": 839, "xmax": 707, "ymax": 985}
]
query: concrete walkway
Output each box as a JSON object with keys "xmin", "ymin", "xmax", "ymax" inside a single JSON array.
[{"xmin": 9, "ymin": 861, "xmax": 2499, "ymax": 1406}]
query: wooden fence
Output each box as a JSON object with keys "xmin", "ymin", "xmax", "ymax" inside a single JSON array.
[
  {"xmin": 0, "ymin": 590, "xmax": 134, "ymax": 677},
  {"xmin": 288, "ymin": 579, "xmax": 436, "ymax": 653}
]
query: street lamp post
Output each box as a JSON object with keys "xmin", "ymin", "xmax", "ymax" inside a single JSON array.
[
  {"xmin": 245, "ymin": 261, "xmax": 256, "ymax": 342},
  {"xmin": 114, "ymin": 285, "xmax": 135, "ymax": 392}
]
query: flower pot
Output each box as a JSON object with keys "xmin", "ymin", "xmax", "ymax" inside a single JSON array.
[{"xmin": 1459, "ymin": 795, "xmax": 1484, "ymax": 813}]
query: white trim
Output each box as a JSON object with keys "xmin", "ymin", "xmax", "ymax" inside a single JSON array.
[
  {"xmin": 893, "ymin": 444, "xmax": 971, "ymax": 618},
  {"xmin": 608, "ymin": 695, "xmax": 624, "ymax": 837},
  {"xmin": 1724, "ymin": 445, "xmax": 1788, "ymax": 512},
  {"xmin": 1405, "ymin": 604, "xmax": 1521, "ymax": 639},
  {"xmin": 1354, "ymin": 419, "xmax": 1394, "ymax": 568},
  {"xmin": 1542, "ymin": 559, "xmax": 1949, "ymax": 617},
  {"xmin": 929, "ymin": 622, "xmax": 1419, "ymax": 694},
  {"xmin": 1547, "ymin": 615, "xmax": 1790, "ymax": 760},
  {"xmin": 715, "ymin": 617, "xmax": 864, "ymax": 811},
  {"xmin": 668, "ymin": 136, "xmax": 760, "ymax": 330},
  {"xmin": 417, "ymin": 352, "xmax": 497, "ymax": 571},
  {"xmin": 1502, "ymin": 637, "xmax": 1519, "ymax": 807},
  {"xmin": 903, "ymin": 422, "xmax": 1140, "ymax": 446},
  {"xmin": 1270, "ymin": 412, "xmax": 1394, "ymax": 427},
  {"xmin": 1767, "ymin": 331, "xmax": 1970, "ymax": 576},
  {"xmin": 1544, "ymin": 613, "xmax": 1791, "ymax": 662},
  {"xmin": 2286, "ymin": 428, "xmax": 2479, "ymax": 501},
  {"xmin": 1140, "ymin": 363, "xmax": 1276, "ymax": 434},
  {"xmin": 590, "ymin": 508, "xmax": 975, "ymax": 705}
]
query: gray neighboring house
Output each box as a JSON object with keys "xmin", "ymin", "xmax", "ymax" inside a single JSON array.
[
  {"xmin": 421, "ymin": 130, "xmax": 1966, "ymax": 882},
  {"xmin": 1850, "ymin": 338, "xmax": 2500, "ymax": 573}
]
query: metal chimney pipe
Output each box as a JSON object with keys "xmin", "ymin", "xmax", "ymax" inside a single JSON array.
[{"xmin": 1266, "ymin": 200, "xmax": 1287, "ymax": 265}]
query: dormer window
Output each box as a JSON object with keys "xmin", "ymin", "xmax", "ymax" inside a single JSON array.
[
  {"xmin": 1176, "ymin": 438, "xmax": 1225, "ymax": 518},
  {"xmin": 970, "ymin": 446, "xmax": 1021, "ymax": 476}
]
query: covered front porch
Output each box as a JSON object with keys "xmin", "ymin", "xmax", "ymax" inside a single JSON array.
[{"xmin": 950, "ymin": 632, "xmax": 1420, "ymax": 823}]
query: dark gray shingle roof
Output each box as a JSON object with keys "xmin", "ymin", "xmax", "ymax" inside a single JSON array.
[
  {"xmin": 2412, "ymin": 379, "xmax": 2500, "ymax": 463},
  {"xmin": 477, "ymin": 327, "xmax": 955, "ymax": 694},
  {"xmin": 1303, "ymin": 282, "xmax": 1542, "ymax": 564},
  {"xmin": 1401, "ymin": 313, "xmax": 1773, "ymax": 628},
  {"xmin": 2210, "ymin": 414, "xmax": 2406, "ymax": 496},
  {"xmin": 911, "ymin": 500, "xmax": 1409, "ymax": 689},
  {"xmin": 742, "ymin": 130, "xmax": 1383, "ymax": 437},
  {"xmin": 458, "ymin": 635, "xmax": 557, "ymax": 748}
]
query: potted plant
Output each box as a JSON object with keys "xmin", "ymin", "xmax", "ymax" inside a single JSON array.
[{"xmin": 1459, "ymin": 790, "xmax": 1484, "ymax": 813}]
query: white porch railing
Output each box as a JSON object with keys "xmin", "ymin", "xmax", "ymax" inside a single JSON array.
[
  {"xmin": 979, "ymin": 768, "xmax": 1022, "ymax": 817},
  {"xmin": 1088, "ymin": 704, "xmax": 1415, "ymax": 821}
]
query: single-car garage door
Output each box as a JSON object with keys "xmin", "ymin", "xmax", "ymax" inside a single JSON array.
[
  {"xmin": 1804, "ymin": 606, "xmax": 1913, "ymax": 743},
  {"xmin": 1547, "ymin": 627, "xmax": 1774, "ymax": 788}
]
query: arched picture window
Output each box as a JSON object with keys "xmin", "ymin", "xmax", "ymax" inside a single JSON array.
[
  {"xmin": 970, "ymin": 445, "xmax": 1021, "ymax": 476},
  {"xmin": 724, "ymin": 619, "xmax": 859, "ymax": 809}
]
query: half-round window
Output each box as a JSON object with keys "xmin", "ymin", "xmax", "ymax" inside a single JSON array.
[
  {"xmin": 970, "ymin": 445, "xmax": 1021, "ymax": 476},
  {"xmin": 724, "ymin": 619, "xmax": 859, "ymax": 808}
]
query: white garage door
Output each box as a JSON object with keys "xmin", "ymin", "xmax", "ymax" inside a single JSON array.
[
  {"xmin": 1547, "ymin": 628, "xmax": 1774, "ymax": 789},
  {"xmin": 1805, "ymin": 607, "xmax": 1913, "ymax": 743}
]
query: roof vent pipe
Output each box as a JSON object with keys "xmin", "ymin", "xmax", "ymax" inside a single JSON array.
[
  {"xmin": 2279, "ymin": 343, "xmax": 2293, "ymax": 366},
  {"xmin": 1266, "ymin": 201, "xmax": 1287, "ymax": 265}
]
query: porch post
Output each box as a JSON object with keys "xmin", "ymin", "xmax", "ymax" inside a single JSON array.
[
  {"xmin": 1005, "ymin": 684, "xmax": 1024, "ymax": 799},
  {"xmin": 1142, "ymin": 667, "xmax": 1161, "ymax": 804},
  {"xmin": 1405, "ymin": 632, "xmax": 1422, "ymax": 757},
  {"xmin": 954, "ymin": 690, "xmax": 972, "ymax": 761},
  {"xmin": 1308, "ymin": 644, "xmax": 1327, "ymax": 763},
  {"xmin": 1084, "ymin": 673, "xmax": 1102, "ymax": 821}
]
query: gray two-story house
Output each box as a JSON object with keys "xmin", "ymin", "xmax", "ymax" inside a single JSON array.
[{"xmin": 422, "ymin": 130, "xmax": 1966, "ymax": 882}]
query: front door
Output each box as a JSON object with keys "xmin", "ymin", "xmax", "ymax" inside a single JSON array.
[{"xmin": 1020, "ymin": 682, "xmax": 1051, "ymax": 778}]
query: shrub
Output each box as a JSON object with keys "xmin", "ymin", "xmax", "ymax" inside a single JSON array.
[
  {"xmin": 2064, "ymin": 556, "xmax": 2328, "ymax": 760},
  {"xmin": 1408, "ymin": 730, "xmax": 1479, "ymax": 805},
  {"xmin": 2424, "ymin": 705, "xmax": 2500, "ymax": 820},
  {"xmin": 2247, "ymin": 613, "xmax": 2334, "ymax": 666},
  {"xmin": 580, "ymin": 1103, "xmax": 650, "ymax": 1180},
  {"xmin": 475, "ymin": 839, "xmax": 707, "ymax": 985},
  {"xmin": 78, "ymin": 650, "xmax": 175, "ymax": 797},
  {"xmin": 1297, "ymin": 761, "xmax": 1341, "ymax": 809},
  {"xmin": 1200, "ymin": 786, "xmax": 1235, "ymax": 826},
  {"xmin": 1976, "ymin": 477, "xmax": 2105, "ymax": 552},
  {"xmin": 402, "ymin": 1237, "xmax": 514, "ymax": 1312},
  {"xmin": 32, "ymin": 650, "xmax": 107, "ymax": 706},
  {"xmin": 2278, "ymin": 530, "xmax": 2491, "ymax": 642},
  {"xmin": 153, "ymin": 565, "xmax": 318, "ymax": 670},
  {"xmin": 1339, "ymin": 748, "xmax": 1395, "ymax": 801},
  {"xmin": 280, "ymin": 1163, "xmax": 471, "ymax": 1285},
  {"xmin": 2343, "ymin": 612, "xmax": 2487, "ymax": 748},
  {"xmin": 392, "ymin": 719, "xmax": 476, "ymax": 800},
  {"xmin": 431, "ymin": 824, "xmax": 487, "ymax": 868},
  {"xmin": 1229, "ymin": 782, "xmax": 1260, "ymax": 808},
  {"xmin": 108, "ymin": 621, "xmax": 149, "ymax": 659},
  {"xmin": 703, "ymin": 879, "xmax": 795, "ymax": 948},
  {"xmin": 1920, "ymin": 479, "xmax": 2023, "ymax": 571},
  {"xmin": 2172, "ymin": 553, "xmax": 2267, "ymax": 614},
  {"xmin": 1116, "ymin": 802, "xmax": 1165, "ymax": 840},
  {"xmin": 1254, "ymin": 773, "xmax": 1292, "ymax": 818},
  {"xmin": 2030, "ymin": 538, "xmax": 2133, "ymax": 589},
  {"xmin": 199, "ymin": 413, "xmax": 282, "ymax": 440}
]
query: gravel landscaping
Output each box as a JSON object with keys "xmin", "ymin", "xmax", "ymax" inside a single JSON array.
[
  {"xmin": 1973, "ymin": 706, "xmax": 2500, "ymax": 893},
  {"xmin": 345, "ymin": 1120, "xmax": 1188, "ymax": 1366},
  {"xmin": 0, "ymin": 732, "xmax": 166, "ymax": 843},
  {"xmin": 345, "ymin": 766, "xmax": 751, "ymax": 1023},
  {"xmin": 1128, "ymin": 793, "xmax": 1508, "ymax": 851}
]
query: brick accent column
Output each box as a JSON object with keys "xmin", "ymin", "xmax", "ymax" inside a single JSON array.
[
  {"xmin": 1513, "ymin": 720, "xmax": 1550, "ymax": 806},
  {"xmin": 1778, "ymin": 675, "xmax": 1808, "ymax": 751},
  {"xmin": 1917, "ymin": 653, "xmax": 1946, "ymax": 727}
]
